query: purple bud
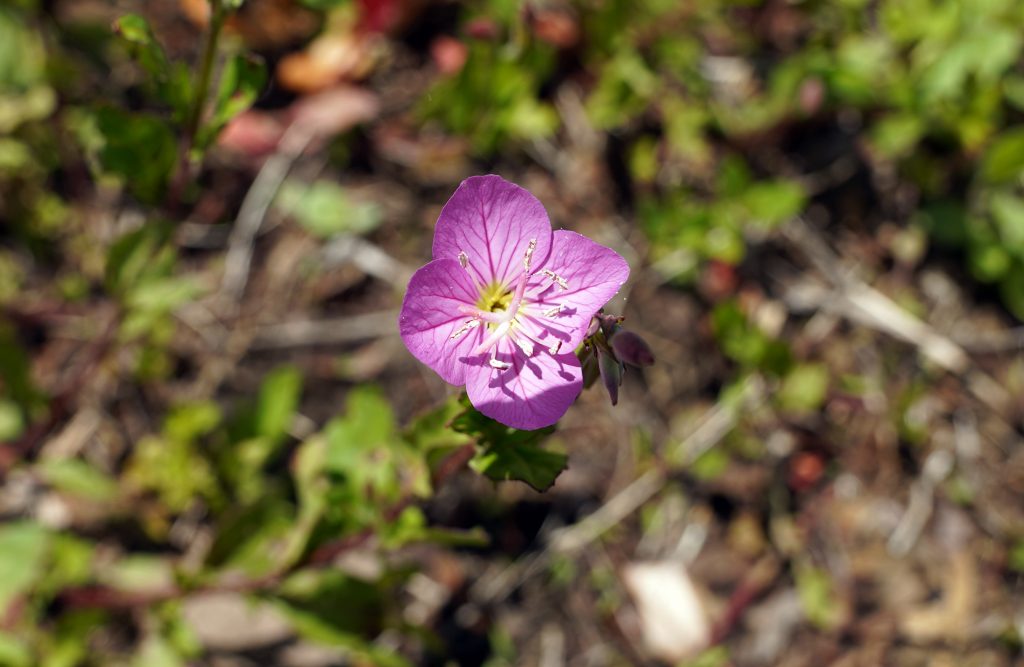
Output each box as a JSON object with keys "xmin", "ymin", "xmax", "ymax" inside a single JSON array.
[
  {"xmin": 586, "ymin": 317, "xmax": 600, "ymax": 338},
  {"xmin": 598, "ymin": 348, "xmax": 623, "ymax": 406},
  {"xmin": 610, "ymin": 330, "xmax": 655, "ymax": 367}
]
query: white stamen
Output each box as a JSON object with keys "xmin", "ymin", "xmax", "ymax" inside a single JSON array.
[
  {"xmin": 449, "ymin": 318, "xmax": 480, "ymax": 340},
  {"xmin": 523, "ymin": 238, "xmax": 537, "ymax": 271},
  {"xmin": 543, "ymin": 304, "xmax": 563, "ymax": 317},
  {"xmin": 458, "ymin": 251, "xmax": 469, "ymax": 269},
  {"xmin": 489, "ymin": 357, "xmax": 510, "ymax": 370},
  {"xmin": 548, "ymin": 341, "xmax": 562, "ymax": 355},
  {"xmin": 541, "ymin": 269, "xmax": 569, "ymax": 290},
  {"xmin": 512, "ymin": 335, "xmax": 534, "ymax": 356},
  {"xmin": 473, "ymin": 320, "xmax": 511, "ymax": 355}
]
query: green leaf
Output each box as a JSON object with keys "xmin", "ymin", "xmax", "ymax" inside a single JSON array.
[
  {"xmin": 206, "ymin": 499, "xmax": 295, "ymax": 575},
  {"xmin": 450, "ymin": 405, "xmax": 566, "ymax": 491},
  {"xmin": 124, "ymin": 276, "xmax": 204, "ymax": 315},
  {"xmin": 0, "ymin": 633, "xmax": 31, "ymax": 667},
  {"xmin": 453, "ymin": 404, "xmax": 565, "ymax": 491},
  {"xmin": 740, "ymin": 180, "xmax": 806, "ymax": 228},
  {"xmin": 869, "ymin": 113, "xmax": 924, "ymax": 158},
  {"xmin": 44, "ymin": 535, "xmax": 95, "ymax": 592},
  {"xmin": 0, "ymin": 522, "xmax": 50, "ymax": 613},
  {"xmin": 113, "ymin": 15, "xmax": 191, "ymax": 118},
  {"xmin": 0, "ymin": 6, "xmax": 47, "ymax": 92},
  {"xmin": 711, "ymin": 300, "xmax": 793, "ymax": 375},
  {"xmin": 94, "ymin": 108, "xmax": 177, "ymax": 203},
  {"xmin": 256, "ymin": 365, "xmax": 303, "ymax": 442},
  {"xmin": 0, "ymin": 399, "xmax": 24, "ymax": 441},
  {"xmin": 101, "ymin": 555, "xmax": 174, "ymax": 593},
  {"xmin": 0, "ymin": 322, "xmax": 44, "ymax": 412},
  {"xmin": 1009, "ymin": 540, "xmax": 1024, "ymax": 572},
  {"xmin": 999, "ymin": 262, "xmax": 1024, "ymax": 321},
  {"xmin": 980, "ymin": 127, "xmax": 1024, "ymax": 184},
  {"xmin": 36, "ymin": 459, "xmax": 119, "ymax": 502},
  {"xmin": 794, "ymin": 563, "xmax": 841, "ymax": 629},
  {"xmin": 164, "ymin": 401, "xmax": 222, "ymax": 442},
  {"xmin": 969, "ymin": 242, "xmax": 1011, "ymax": 282},
  {"xmin": 404, "ymin": 395, "xmax": 473, "ymax": 454},
  {"xmin": 777, "ymin": 363, "xmax": 830, "ymax": 414},
  {"xmin": 104, "ymin": 223, "xmax": 175, "ymax": 295},
  {"xmin": 916, "ymin": 201, "xmax": 968, "ymax": 247},
  {"xmin": 274, "ymin": 570, "xmax": 407, "ymax": 667},
  {"xmin": 275, "ymin": 179, "xmax": 382, "ymax": 239},
  {"xmin": 989, "ymin": 192, "xmax": 1024, "ymax": 257},
  {"xmin": 114, "ymin": 15, "xmax": 170, "ymax": 78},
  {"xmin": 133, "ymin": 635, "xmax": 185, "ymax": 667},
  {"xmin": 198, "ymin": 53, "xmax": 266, "ymax": 149},
  {"xmin": 690, "ymin": 447, "xmax": 730, "ymax": 480},
  {"xmin": 1004, "ymin": 74, "xmax": 1024, "ymax": 112},
  {"xmin": 320, "ymin": 385, "xmax": 430, "ymax": 503},
  {"xmin": 325, "ymin": 387, "xmax": 395, "ymax": 464}
]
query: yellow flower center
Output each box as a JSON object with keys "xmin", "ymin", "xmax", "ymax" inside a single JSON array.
[{"xmin": 476, "ymin": 282, "xmax": 514, "ymax": 315}]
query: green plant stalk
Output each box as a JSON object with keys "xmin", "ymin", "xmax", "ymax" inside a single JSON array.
[
  {"xmin": 185, "ymin": 0, "xmax": 226, "ymax": 149},
  {"xmin": 167, "ymin": 0, "xmax": 226, "ymax": 209}
]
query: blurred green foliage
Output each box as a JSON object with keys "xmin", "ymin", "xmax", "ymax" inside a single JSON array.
[
  {"xmin": 423, "ymin": 0, "xmax": 1024, "ymax": 314},
  {"xmin": 2, "ymin": 0, "xmax": 1024, "ymax": 662}
]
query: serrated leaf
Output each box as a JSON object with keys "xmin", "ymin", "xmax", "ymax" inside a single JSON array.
[
  {"xmin": 469, "ymin": 442, "xmax": 567, "ymax": 492},
  {"xmin": 451, "ymin": 401, "xmax": 565, "ymax": 490}
]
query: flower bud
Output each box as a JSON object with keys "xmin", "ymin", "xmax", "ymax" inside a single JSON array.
[
  {"xmin": 598, "ymin": 347, "xmax": 623, "ymax": 406},
  {"xmin": 580, "ymin": 347, "xmax": 600, "ymax": 389},
  {"xmin": 586, "ymin": 316, "xmax": 601, "ymax": 338},
  {"xmin": 610, "ymin": 330, "xmax": 655, "ymax": 367}
]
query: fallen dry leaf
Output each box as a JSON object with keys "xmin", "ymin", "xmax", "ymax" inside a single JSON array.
[{"xmin": 622, "ymin": 560, "xmax": 712, "ymax": 663}]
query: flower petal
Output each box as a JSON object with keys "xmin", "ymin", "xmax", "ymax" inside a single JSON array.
[
  {"xmin": 464, "ymin": 340, "xmax": 583, "ymax": 430},
  {"xmin": 399, "ymin": 258, "xmax": 486, "ymax": 385},
  {"xmin": 520, "ymin": 230, "xmax": 630, "ymax": 351},
  {"xmin": 432, "ymin": 175, "xmax": 554, "ymax": 289}
]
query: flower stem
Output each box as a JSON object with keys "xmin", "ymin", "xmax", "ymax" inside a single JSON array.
[{"xmin": 167, "ymin": 0, "xmax": 226, "ymax": 210}]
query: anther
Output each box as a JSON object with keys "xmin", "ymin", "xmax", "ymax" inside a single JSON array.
[
  {"xmin": 523, "ymin": 239, "xmax": 537, "ymax": 271},
  {"xmin": 548, "ymin": 341, "xmax": 562, "ymax": 355},
  {"xmin": 513, "ymin": 335, "xmax": 534, "ymax": 356},
  {"xmin": 458, "ymin": 251, "xmax": 469, "ymax": 269},
  {"xmin": 541, "ymin": 269, "xmax": 569, "ymax": 290},
  {"xmin": 543, "ymin": 305, "xmax": 562, "ymax": 317},
  {"xmin": 449, "ymin": 318, "xmax": 480, "ymax": 340},
  {"xmin": 489, "ymin": 357, "xmax": 510, "ymax": 370}
]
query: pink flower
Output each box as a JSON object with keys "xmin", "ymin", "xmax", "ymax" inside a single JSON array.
[{"xmin": 399, "ymin": 175, "xmax": 629, "ymax": 430}]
